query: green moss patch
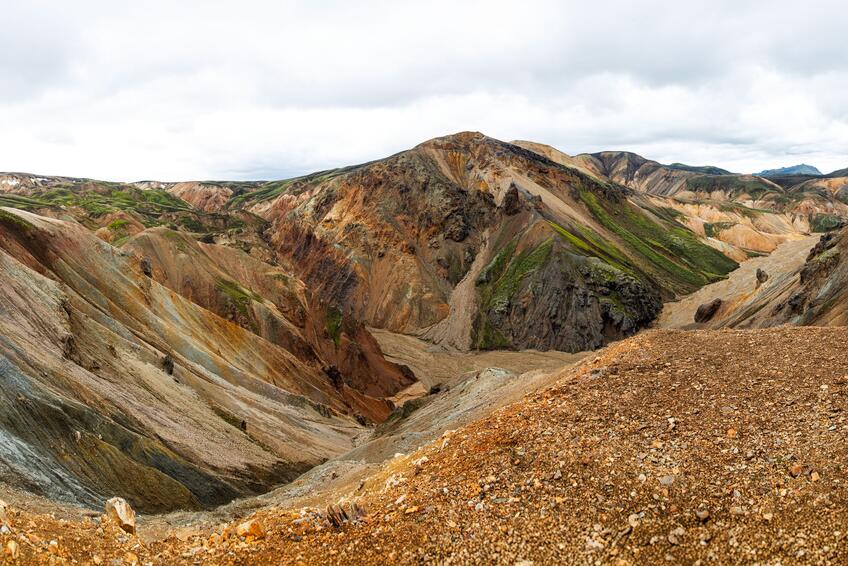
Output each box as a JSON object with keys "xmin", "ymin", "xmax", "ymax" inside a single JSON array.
[
  {"xmin": 578, "ymin": 188, "xmax": 737, "ymax": 292},
  {"xmin": 216, "ymin": 278, "xmax": 263, "ymax": 319},
  {"xmin": 325, "ymin": 307, "xmax": 343, "ymax": 346}
]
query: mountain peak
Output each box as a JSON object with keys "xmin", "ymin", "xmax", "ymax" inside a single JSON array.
[{"xmin": 756, "ymin": 164, "xmax": 822, "ymax": 177}]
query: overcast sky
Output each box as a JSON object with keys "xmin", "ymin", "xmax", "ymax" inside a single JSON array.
[{"xmin": 1, "ymin": 0, "xmax": 846, "ymax": 181}]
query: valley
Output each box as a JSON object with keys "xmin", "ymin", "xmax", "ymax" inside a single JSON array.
[{"xmin": 1, "ymin": 132, "xmax": 847, "ymax": 563}]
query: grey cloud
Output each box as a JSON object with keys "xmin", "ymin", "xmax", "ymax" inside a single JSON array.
[{"xmin": 0, "ymin": 0, "xmax": 847, "ymax": 180}]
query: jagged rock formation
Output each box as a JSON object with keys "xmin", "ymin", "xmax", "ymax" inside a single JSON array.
[{"xmin": 769, "ymin": 227, "xmax": 848, "ymax": 325}]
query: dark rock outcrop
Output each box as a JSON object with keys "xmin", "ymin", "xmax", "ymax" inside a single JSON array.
[{"xmin": 695, "ymin": 299, "xmax": 723, "ymax": 323}]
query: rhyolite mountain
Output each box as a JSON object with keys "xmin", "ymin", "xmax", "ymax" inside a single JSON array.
[
  {"xmin": 0, "ymin": 131, "xmax": 846, "ymax": 513},
  {"xmin": 514, "ymin": 141, "xmax": 848, "ymax": 259}
]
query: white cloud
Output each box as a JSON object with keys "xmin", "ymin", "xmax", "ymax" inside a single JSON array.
[{"xmin": 0, "ymin": 0, "xmax": 846, "ymax": 180}]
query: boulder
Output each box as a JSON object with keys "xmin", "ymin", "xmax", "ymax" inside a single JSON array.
[
  {"xmin": 694, "ymin": 299, "xmax": 722, "ymax": 323},
  {"xmin": 755, "ymin": 268, "xmax": 769, "ymax": 288},
  {"xmin": 104, "ymin": 497, "xmax": 136, "ymax": 534}
]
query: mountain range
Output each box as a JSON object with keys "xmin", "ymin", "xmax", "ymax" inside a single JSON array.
[{"xmin": 1, "ymin": 131, "xmax": 848, "ymax": 514}]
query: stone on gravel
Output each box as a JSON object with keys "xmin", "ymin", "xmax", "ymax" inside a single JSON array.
[
  {"xmin": 694, "ymin": 299, "xmax": 722, "ymax": 323},
  {"xmin": 5, "ymin": 540, "xmax": 18, "ymax": 559},
  {"xmin": 236, "ymin": 519, "xmax": 265, "ymax": 539},
  {"xmin": 104, "ymin": 497, "xmax": 136, "ymax": 534}
]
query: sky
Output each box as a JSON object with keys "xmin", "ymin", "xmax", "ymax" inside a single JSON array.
[{"xmin": 1, "ymin": 0, "xmax": 847, "ymax": 181}]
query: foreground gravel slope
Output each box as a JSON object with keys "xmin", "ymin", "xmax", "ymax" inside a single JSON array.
[{"xmin": 2, "ymin": 326, "xmax": 848, "ymax": 564}]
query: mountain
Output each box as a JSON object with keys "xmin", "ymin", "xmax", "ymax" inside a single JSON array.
[
  {"xmin": 0, "ymin": 202, "xmax": 414, "ymax": 512},
  {"xmin": 0, "ymin": 132, "xmax": 846, "ymax": 517},
  {"xmin": 245, "ymin": 133, "xmax": 739, "ymax": 352},
  {"xmin": 757, "ymin": 164, "xmax": 822, "ymax": 177},
  {"xmin": 513, "ymin": 141, "xmax": 848, "ymax": 261}
]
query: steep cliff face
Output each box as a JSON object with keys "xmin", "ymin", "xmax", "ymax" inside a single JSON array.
[{"xmin": 0, "ymin": 207, "xmax": 412, "ymax": 512}]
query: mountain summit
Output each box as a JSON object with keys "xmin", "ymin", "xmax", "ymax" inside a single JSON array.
[{"xmin": 757, "ymin": 164, "xmax": 822, "ymax": 177}]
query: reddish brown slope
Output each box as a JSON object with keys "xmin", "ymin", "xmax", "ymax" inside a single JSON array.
[{"xmin": 124, "ymin": 228, "xmax": 414, "ymax": 420}]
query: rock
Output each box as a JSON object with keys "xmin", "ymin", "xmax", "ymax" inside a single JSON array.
[
  {"xmin": 140, "ymin": 257, "xmax": 153, "ymax": 277},
  {"xmin": 0, "ymin": 499, "xmax": 7, "ymax": 523},
  {"xmin": 161, "ymin": 354, "xmax": 174, "ymax": 375},
  {"xmin": 694, "ymin": 299, "xmax": 722, "ymax": 323},
  {"xmin": 236, "ymin": 518, "xmax": 265, "ymax": 539},
  {"xmin": 324, "ymin": 502, "xmax": 367, "ymax": 528},
  {"xmin": 755, "ymin": 268, "xmax": 769, "ymax": 288},
  {"xmin": 501, "ymin": 183, "xmax": 524, "ymax": 216},
  {"xmin": 104, "ymin": 497, "xmax": 136, "ymax": 534},
  {"xmin": 668, "ymin": 527, "xmax": 685, "ymax": 545},
  {"xmin": 659, "ymin": 475, "xmax": 675, "ymax": 486},
  {"xmin": 696, "ymin": 509, "xmax": 710, "ymax": 522},
  {"xmin": 789, "ymin": 463, "xmax": 803, "ymax": 477},
  {"xmin": 5, "ymin": 540, "xmax": 18, "ymax": 559}
]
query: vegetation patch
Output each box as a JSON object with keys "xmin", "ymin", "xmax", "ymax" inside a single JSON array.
[
  {"xmin": 325, "ymin": 307, "xmax": 343, "ymax": 346},
  {"xmin": 216, "ymin": 278, "xmax": 263, "ymax": 319},
  {"xmin": 480, "ymin": 238, "xmax": 553, "ymax": 314},
  {"xmin": 810, "ymin": 213, "xmax": 843, "ymax": 233},
  {"xmin": 688, "ymin": 175, "xmax": 781, "ymax": 199},
  {"xmin": 0, "ymin": 209, "xmax": 36, "ymax": 233},
  {"xmin": 703, "ymin": 222, "xmax": 735, "ymax": 239},
  {"xmin": 578, "ymin": 188, "xmax": 737, "ymax": 293}
]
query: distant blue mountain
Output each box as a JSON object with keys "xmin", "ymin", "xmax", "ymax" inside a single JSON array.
[{"xmin": 756, "ymin": 164, "xmax": 822, "ymax": 177}]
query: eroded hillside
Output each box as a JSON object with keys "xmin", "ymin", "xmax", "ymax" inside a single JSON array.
[{"xmin": 0, "ymin": 206, "xmax": 412, "ymax": 513}]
